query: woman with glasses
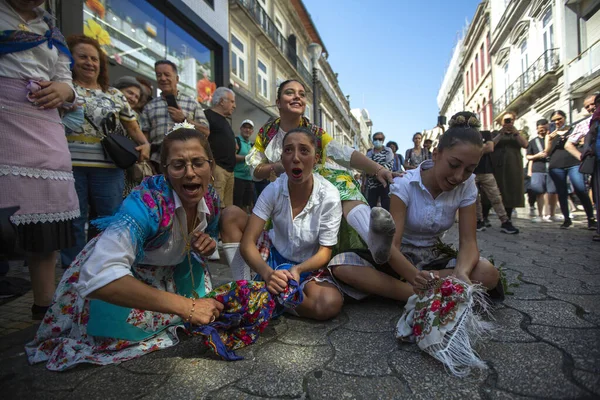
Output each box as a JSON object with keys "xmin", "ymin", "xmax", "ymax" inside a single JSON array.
[
  {"xmin": 27, "ymin": 125, "xmax": 224, "ymax": 371},
  {"xmin": 545, "ymin": 110, "xmax": 597, "ymax": 229}
]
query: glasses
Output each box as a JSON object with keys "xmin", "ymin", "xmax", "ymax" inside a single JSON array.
[
  {"xmin": 374, "ymin": 137, "xmax": 384, "ymax": 141},
  {"xmin": 165, "ymin": 158, "xmax": 212, "ymax": 178},
  {"xmin": 551, "ymin": 117, "xmax": 564, "ymax": 123},
  {"xmin": 503, "ymin": 118, "xmax": 513, "ymax": 124}
]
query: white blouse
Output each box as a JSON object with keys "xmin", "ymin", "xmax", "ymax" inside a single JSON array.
[
  {"xmin": 246, "ymin": 127, "xmax": 355, "ymax": 180},
  {"xmin": 0, "ymin": 1, "xmax": 74, "ymax": 89},
  {"xmin": 389, "ymin": 161, "xmax": 478, "ymax": 247},
  {"xmin": 252, "ymin": 173, "xmax": 343, "ymax": 262},
  {"xmin": 74, "ymin": 193, "xmax": 210, "ymax": 298}
]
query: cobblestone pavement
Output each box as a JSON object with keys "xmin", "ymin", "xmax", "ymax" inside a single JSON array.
[{"xmin": 0, "ymin": 212, "xmax": 598, "ymax": 399}]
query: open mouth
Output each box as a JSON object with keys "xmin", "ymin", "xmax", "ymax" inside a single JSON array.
[
  {"xmin": 291, "ymin": 168, "xmax": 303, "ymax": 179},
  {"xmin": 182, "ymin": 183, "xmax": 202, "ymax": 195},
  {"xmin": 290, "ymin": 102, "xmax": 302, "ymax": 108}
]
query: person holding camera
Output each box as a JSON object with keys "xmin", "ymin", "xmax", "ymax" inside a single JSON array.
[
  {"xmin": 140, "ymin": 60, "xmax": 210, "ymax": 172},
  {"xmin": 489, "ymin": 112, "xmax": 528, "ymax": 222},
  {"xmin": 61, "ymin": 35, "xmax": 150, "ymax": 270},
  {"xmin": 545, "ymin": 110, "xmax": 596, "ymax": 230}
]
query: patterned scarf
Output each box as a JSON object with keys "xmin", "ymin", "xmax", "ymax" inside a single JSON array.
[
  {"xmin": 189, "ymin": 279, "xmax": 303, "ymax": 361},
  {"xmin": 0, "ymin": 11, "xmax": 73, "ymax": 68}
]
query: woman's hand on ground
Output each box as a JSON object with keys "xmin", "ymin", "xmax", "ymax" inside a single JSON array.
[
  {"xmin": 185, "ymin": 298, "xmax": 224, "ymax": 325},
  {"xmin": 192, "ymin": 233, "xmax": 217, "ymax": 257},
  {"xmin": 136, "ymin": 142, "xmax": 150, "ymax": 162},
  {"xmin": 32, "ymin": 81, "xmax": 74, "ymax": 109},
  {"xmin": 265, "ymin": 269, "xmax": 292, "ymax": 295}
]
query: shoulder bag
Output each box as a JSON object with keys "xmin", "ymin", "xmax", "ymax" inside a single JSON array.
[{"xmin": 86, "ymin": 113, "xmax": 139, "ymax": 169}]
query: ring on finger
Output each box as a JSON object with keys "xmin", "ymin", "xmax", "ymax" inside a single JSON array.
[{"xmin": 210, "ymin": 315, "xmax": 216, "ymax": 323}]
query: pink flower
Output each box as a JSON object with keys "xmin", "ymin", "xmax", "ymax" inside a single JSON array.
[
  {"xmin": 142, "ymin": 193, "xmax": 155, "ymax": 208},
  {"xmin": 430, "ymin": 299, "xmax": 442, "ymax": 312}
]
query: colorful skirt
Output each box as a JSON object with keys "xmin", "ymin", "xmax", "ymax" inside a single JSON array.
[
  {"xmin": 25, "ymin": 236, "xmax": 213, "ymax": 371},
  {"xmin": 0, "ymin": 77, "xmax": 79, "ymax": 252}
]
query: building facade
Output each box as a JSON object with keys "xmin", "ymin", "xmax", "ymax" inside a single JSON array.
[
  {"xmin": 57, "ymin": 0, "xmax": 230, "ymax": 109},
  {"xmin": 351, "ymin": 108, "xmax": 373, "ymax": 154}
]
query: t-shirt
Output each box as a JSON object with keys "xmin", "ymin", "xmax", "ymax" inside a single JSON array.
[
  {"xmin": 252, "ymin": 173, "xmax": 342, "ymax": 263},
  {"xmin": 366, "ymin": 147, "xmax": 394, "ymax": 189},
  {"xmin": 204, "ymin": 109, "xmax": 237, "ymax": 172},
  {"xmin": 548, "ymin": 130, "xmax": 579, "ymax": 170},
  {"xmin": 388, "ymin": 160, "xmax": 478, "ymax": 247},
  {"xmin": 474, "ymin": 131, "xmax": 493, "ymax": 174},
  {"xmin": 234, "ymin": 135, "xmax": 252, "ymax": 181},
  {"xmin": 527, "ymin": 136, "xmax": 549, "ymax": 173}
]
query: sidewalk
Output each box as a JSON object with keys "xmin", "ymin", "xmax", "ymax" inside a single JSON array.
[{"xmin": 1, "ymin": 212, "xmax": 598, "ymax": 399}]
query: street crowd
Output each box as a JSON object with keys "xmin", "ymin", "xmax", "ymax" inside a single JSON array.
[{"xmin": 1, "ymin": 0, "xmax": 599, "ymax": 374}]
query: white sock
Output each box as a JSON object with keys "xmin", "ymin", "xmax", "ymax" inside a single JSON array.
[
  {"xmin": 222, "ymin": 243, "xmax": 251, "ymax": 281},
  {"xmin": 347, "ymin": 204, "xmax": 396, "ymax": 264}
]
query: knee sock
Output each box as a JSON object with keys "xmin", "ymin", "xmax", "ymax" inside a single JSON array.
[
  {"xmin": 222, "ymin": 243, "xmax": 251, "ymax": 281},
  {"xmin": 505, "ymin": 207, "xmax": 513, "ymax": 221},
  {"xmin": 347, "ymin": 204, "xmax": 395, "ymax": 264}
]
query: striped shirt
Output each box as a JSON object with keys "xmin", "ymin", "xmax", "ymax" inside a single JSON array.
[{"xmin": 366, "ymin": 147, "xmax": 394, "ymax": 189}]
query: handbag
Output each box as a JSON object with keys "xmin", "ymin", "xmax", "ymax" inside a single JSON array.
[
  {"xmin": 85, "ymin": 113, "xmax": 139, "ymax": 169},
  {"xmin": 579, "ymin": 154, "xmax": 596, "ymax": 174}
]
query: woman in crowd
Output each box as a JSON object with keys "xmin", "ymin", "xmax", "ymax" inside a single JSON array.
[
  {"xmin": 134, "ymin": 76, "xmax": 153, "ymax": 114},
  {"xmin": 27, "ymin": 126, "xmax": 223, "ymax": 371},
  {"xmin": 545, "ymin": 110, "xmax": 596, "ymax": 229},
  {"xmin": 489, "ymin": 111, "xmax": 528, "ymax": 221},
  {"xmin": 404, "ymin": 132, "xmax": 431, "ymax": 170},
  {"xmin": 113, "ymin": 76, "xmax": 142, "ymax": 117},
  {"xmin": 330, "ymin": 113, "xmax": 500, "ymax": 302},
  {"xmin": 582, "ymin": 95, "xmax": 600, "ymax": 241},
  {"xmin": 221, "ymin": 79, "xmax": 397, "ymax": 280},
  {"xmin": 386, "ymin": 141, "xmax": 404, "ymax": 173},
  {"xmin": 240, "ymin": 127, "xmax": 344, "ymax": 320},
  {"xmin": 0, "ymin": 0, "xmax": 79, "ymax": 319},
  {"xmin": 61, "ymin": 35, "xmax": 150, "ymax": 268}
]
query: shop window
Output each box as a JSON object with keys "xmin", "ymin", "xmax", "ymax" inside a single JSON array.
[
  {"xmin": 257, "ymin": 58, "xmax": 269, "ymax": 99},
  {"xmin": 231, "ymin": 32, "xmax": 247, "ymax": 82},
  {"xmin": 83, "ymin": 0, "xmax": 216, "ymax": 107}
]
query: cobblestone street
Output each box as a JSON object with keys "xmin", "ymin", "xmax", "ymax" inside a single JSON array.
[{"xmin": 1, "ymin": 212, "xmax": 598, "ymax": 399}]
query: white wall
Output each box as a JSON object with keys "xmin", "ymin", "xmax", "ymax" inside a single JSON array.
[{"xmin": 181, "ymin": 0, "xmax": 229, "ymax": 40}]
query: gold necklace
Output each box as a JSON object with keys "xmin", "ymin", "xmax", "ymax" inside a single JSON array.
[{"xmin": 179, "ymin": 209, "xmax": 200, "ymax": 299}]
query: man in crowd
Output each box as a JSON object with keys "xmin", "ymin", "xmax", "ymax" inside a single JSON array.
[
  {"xmin": 526, "ymin": 119, "xmax": 558, "ymax": 222},
  {"xmin": 140, "ymin": 60, "xmax": 209, "ymax": 171},
  {"xmin": 423, "ymin": 139, "xmax": 433, "ymax": 155},
  {"xmin": 234, "ymin": 119, "xmax": 255, "ymax": 213},
  {"xmin": 365, "ymin": 132, "xmax": 394, "ymax": 210},
  {"xmin": 567, "ymin": 94, "xmax": 597, "ymax": 149},
  {"xmin": 475, "ymin": 129, "xmax": 519, "ymax": 234},
  {"xmin": 205, "ymin": 87, "xmax": 237, "ymax": 208}
]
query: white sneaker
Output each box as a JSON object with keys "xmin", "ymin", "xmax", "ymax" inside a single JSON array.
[
  {"xmin": 542, "ymin": 215, "xmax": 552, "ymax": 222},
  {"xmin": 531, "ymin": 216, "xmax": 542, "ymax": 223},
  {"xmin": 550, "ymin": 215, "xmax": 564, "ymax": 222},
  {"xmin": 529, "ymin": 207, "xmax": 536, "ymax": 217}
]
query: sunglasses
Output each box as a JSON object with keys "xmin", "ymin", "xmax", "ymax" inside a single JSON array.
[{"xmin": 503, "ymin": 118, "xmax": 513, "ymax": 123}]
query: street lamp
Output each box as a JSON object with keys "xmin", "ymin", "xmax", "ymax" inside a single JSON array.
[{"xmin": 308, "ymin": 42, "xmax": 322, "ymax": 126}]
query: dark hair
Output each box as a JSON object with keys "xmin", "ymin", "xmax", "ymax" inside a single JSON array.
[
  {"xmin": 551, "ymin": 110, "xmax": 567, "ymax": 120},
  {"xmin": 113, "ymin": 76, "xmax": 142, "ymax": 91},
  {"xmin": 424, "ymin": 139, "xmax": 433, "ymax": 144},
  {"xmin": 536, "ymin": 118, "xmax": 549, "ymax": 126},
  {"xmin": 438, "ymin": 111, "xmax": 483, "ymax": 151},
  {"xmin": 67, "ymin": 35, "xmax": 110, "ymax": 92},
  {"xmin": 277, "ymin": 79, "xmax": 305, "ymax": 100},
  {"xmin": 412, "ymin": 132, "xmax": 423, "ymax": 140},
  {"xmin": 282, "ymin": 127, "xmax": 317, "ymax": 149},
  {"xmin": 155, "ymin": 60, "xmax": 178, "ymax": 75},
  {"xmin": 595, "ymin": 94, "xmax": 600, "ymax": 107},
  {"xmin": 386, "ymin": 141, "xmax": 398, "ymax": 151},
  {"xmin": 372, "ymin": 132, "xmax": 385, "ymax": 140},
  {"xmin": 160, "ymin": 129, "xmax": 213, "ymax": 169}
]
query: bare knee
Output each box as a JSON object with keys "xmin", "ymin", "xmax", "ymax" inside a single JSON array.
[
  {"xmin": 473, "ymin": 259, "xmax": 500, "ymax": 290},
  {"xmin": 312, "ymin": 290, "xmax": 343, "ymax": 320},
  {"xmin": 219, "ymin": 206, "xmax": 248, "ymax": 243}
]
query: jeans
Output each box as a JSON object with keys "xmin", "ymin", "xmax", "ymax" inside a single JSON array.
[
  {"xmin": 367, "ymin": 185, "xmax": 390, "ymax": 211},
  {"xmin": 61, "ymin": 167, "xmax": 125, "ymax": 267},
  {"xmin": 549, "ymin": 166, "xmax": 594, "ymax": 221}
]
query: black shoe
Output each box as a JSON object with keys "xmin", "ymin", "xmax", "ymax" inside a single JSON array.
[
  {"xmin": 31, "ymin": 304, "xmax": 49, "ymax": 321},
  {"xmin": 483, "ymin": 218, "xmax": 492, "ymax": 228},
  {"xmin": 476, "ymin": 220, "xmax": 486, "ymax": 232},
  {"xmin": 560, "ymin": 219, "xmax": 572, "ymax": 229},
  {"xmin": 588, "ymin": 218, "xmax": 597, "ymax": 231},
  {"xmin": 488, "ymin": 280, "xmax": 505, "ymax": 304},
  {"xmin": 501, "ymin": 220, "xmax": 519, "ymax": 234}
]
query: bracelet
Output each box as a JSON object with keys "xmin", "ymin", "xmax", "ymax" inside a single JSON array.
[
  {"xmin": 374, "ymin": 165, "xmax": 384, "ymax": 176},
  {"xmin": 184, "ymin": 298, "xmax": 196, "ymax": 323}
]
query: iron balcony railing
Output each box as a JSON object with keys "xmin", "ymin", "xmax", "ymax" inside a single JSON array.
[
  {"xmin": 317, "ymin": 69, "xmax": 351, "ymax": 127},
  {"xmin": 494, "ymin": 48, "xmax": 560, "ymax": 116},
  {"xmin": 237, "ymin": 0, "xmax": 312, "ymax": 88},
  {"xmin": 568, "ymin": 38, "xmax": 600, "ymax": 88}
]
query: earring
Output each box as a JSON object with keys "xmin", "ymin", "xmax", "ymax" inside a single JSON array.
[{"xmin": 211, "ymin": 175, "xmax": 215, "ymax": 183}]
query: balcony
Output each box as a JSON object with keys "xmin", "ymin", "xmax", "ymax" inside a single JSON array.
[
  {"xmin": 494, "ymin": 48, "xmax": 560, "ymax": 117},
  {"xmin": 317, "ymin": 69, "xmax": 351, "ymax": 127},
  {"xmin": 568, "ymin": 39, "xmax": 600, "ymax": 95},
  {"xmin": 236, "ymin": 0, "xmax": 313, "ymax": 89}
]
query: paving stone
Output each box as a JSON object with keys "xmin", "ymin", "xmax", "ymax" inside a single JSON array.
[
  {"xmin": 511, "ymin": 264, "xmax": 557, "ymax": 278},
  {"xmin": 305, "ymin": 370, "xmax": 411, "ymax": 399},
  {"xmin": 277, "ymin": 314, "xmax": 344, "ymax": 346},
  {"xmin": 234, "ymin": 341, "xmax": 332, "ymax": 398},
  {"xmin": 480, "ymin": 388, "xmax": 531, "ymax": 400},
  {"xmin": 507, "ymin": 282, "xmax": 546, "ymax": 300},
  {"xmin": 389, "ymin": 349, "xmax": 487, "ymax": 399},
  {"xmin": 205, "ymin": 387, "xmax": 287, "ymax": 400},
  {"xmin": 527, "ymin": 325, "xmax": 600, "ymax": 373},
  {"xmin": 504, "ymin": 300, "xmax": 596, "ymax": 328},
  {"xmin": 489, "ymin": 307, "xmax": 536, "ymax": 343},
  {"xmin": 479, "ymin": 342, "xmax": 584, "ymax": 399},
  {"xmin": 572, "ymin": 369, "xmax": 600, "ymax": 396},
  {"xmin": 342, "ymin": 299, "xmax": 402, "ymax": 333},
  {"xmin": 545, "ymin": 293, "xmax": 600, "ymax": 326},
  {"xmin": 520, "ymin": 276, "xmax": 599, "ymax": 294},
  {"xmin": 327, "ymin": 329, "xmax": 396, "ymax": 376}
]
